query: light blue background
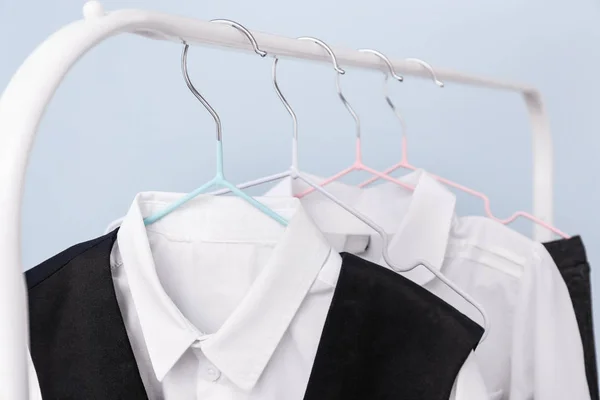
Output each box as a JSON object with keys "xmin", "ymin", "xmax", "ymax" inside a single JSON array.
[{"xmin": 2, "ymin": 0, "xmax": 599, "ymax": 357}]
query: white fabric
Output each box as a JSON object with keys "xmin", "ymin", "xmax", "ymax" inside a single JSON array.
[
  {"xmin": 452, "ymin": 353, "xmax": 490, "ymax": 400},
  {"xmin": 265, "ymin": 170, "xmax": 590, "ymax": 400},
  {"xmin": 27, "ymin": 350, "xmax": 42, "ymax": 400},
  {"xmin": 29, "ymin": 192, "xmax": 487, "ymax": 399}
]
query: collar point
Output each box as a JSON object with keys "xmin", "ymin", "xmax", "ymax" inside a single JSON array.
[
  {"xmin": 153, "ymin": 367, "xmax": 170, "ymax": 383},
  {"xmin": 228, "ymin": 375, "xmax": 260, "ymax": 393}
]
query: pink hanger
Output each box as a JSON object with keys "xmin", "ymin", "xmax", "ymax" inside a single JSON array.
[
  {"xmin": 297, "ymin": 49, "xmax": 415, "ymax": 198},
  {"xmin": 357, "ymin": 57, "xmax": 569, "ymax": 239}
]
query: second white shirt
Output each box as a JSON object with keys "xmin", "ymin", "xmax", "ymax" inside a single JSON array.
[{"xmin": 265, "ymin": 169, "xmax": 590, "ymax": 400}]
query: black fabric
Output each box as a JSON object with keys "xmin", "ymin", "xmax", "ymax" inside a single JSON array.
[
  {"xmin": 544, "ymin": 236, "xmax": 599, "ymax": 400},
  {"xmin": 303, "ymin": 252, "xmax": 484, "ymax": 400},
  {"xmin": 27, "ymin": 235, "xmax": 483, "ymax": 400},
  {"xmin": 27, "ymin": 229, "xmax": 149, "ymax": 400}
]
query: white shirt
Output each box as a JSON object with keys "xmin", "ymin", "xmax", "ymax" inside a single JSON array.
[
  {"xmin": 29, "ymin": 192, "xmax": 488, "ymax": 399},
  {"xmin": 265, "ymin": 169, "xmax": 591, "ymax": 400}
]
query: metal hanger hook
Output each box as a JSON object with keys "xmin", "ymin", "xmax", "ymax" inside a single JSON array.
[
  {"xmin": 272, "ymin": 57, "xmax": 298, "ymax": 142},
  {"xmin": 181, "ymin": 22, "xmax": 267, "ymax": 142},
  {"xmin": 181, "ymin": 42, "xmax": 223, "ymax": 141},
  {"xmin": 210, "ymin": 19, "xmax": 267, "ymax": 57},
  {"xmin": 358, "ymin": 49, "xmax": 403, "ymax": 82},
  {"xmin": 298, "ymin": 37, "xmax": 360, "ymax": 139},
  {"xmin": 405, "ymin": 58, "xmax": 444, "ymax": 87},
  {"xmin": 297, "ymin": 36, "xmax": 345, "ymax": 74},
  {"xmin": 357, "ymin": 49, "xmax": 406, "ymax": 140}
]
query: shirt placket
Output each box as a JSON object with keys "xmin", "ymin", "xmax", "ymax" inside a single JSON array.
[{"xmin": 191, "ymin": 338, "xmax": 224, "ymax": 399}]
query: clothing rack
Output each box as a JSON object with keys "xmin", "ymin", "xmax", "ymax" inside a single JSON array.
[{"xmin": 0, "ymin": 1, "xmax": 554, "ymax": 397}]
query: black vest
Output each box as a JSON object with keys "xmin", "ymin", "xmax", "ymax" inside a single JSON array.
[
  {"xmin": 544, "ymin": 236, "xmax": 599, "ymax": 400},
  {"xmin": 27, "ymin": 230, "xmax": 483, "ymax": 399}
]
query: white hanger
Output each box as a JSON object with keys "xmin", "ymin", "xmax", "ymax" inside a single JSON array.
[{"xmin": 211, "ymin": 35, "xmax": 490, "ymax": 342}]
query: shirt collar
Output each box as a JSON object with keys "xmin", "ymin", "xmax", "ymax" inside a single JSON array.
[
  {"xmin": 265, "ymin": 170, "xmax": 456, "ymax": 285},
  {"xmin": 358, "ymin": 170, "xmax": 456, "ymax": 285},
  {"xmin": 267, "ymin": 169, "xmax": 456, "ymax": 285},
  {"xmin": 116, "ymin": 192, "xmax": 332, "ymax": 391}
]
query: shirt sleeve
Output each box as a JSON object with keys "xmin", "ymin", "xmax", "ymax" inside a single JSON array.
[{"xmin": 509, "ymin": 244, "xmax": 590, "ymax": 400}]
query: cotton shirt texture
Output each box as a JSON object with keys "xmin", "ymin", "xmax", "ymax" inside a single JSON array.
[
  {"xmin": 27, "ymin": 193, "xmax": 488, "ymax": 400},
  {"xmin": 265, "ymin": 169, "xmax": 591, "ymax": 400}
]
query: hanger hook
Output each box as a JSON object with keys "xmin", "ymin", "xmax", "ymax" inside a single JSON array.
[
  {"xmin": 297, "ymin": 36, "xmax": 345, "ymax": 74},
  {"xmin": 181, "ymin": 22, "xmax": 267, "ymax": 142},
  {"xmin": 404, "ymin": 58, "xmax": 444, "ymax": 87},
  {"xmin": 357, "ymin": 48, "xmax": 407, "ymax": 143},
  {"xmin": 357, "ymin": 48, "xmax": 404, "ymax": 117},
  {"xmin": 272, "ymin": 57, "xmax": 301, "ymax": 169},
  {"xmin": 297, "ymin": 37, "xmax": 361, "ymax": 139},
  {"xmin": 358, "ymin": 49, "xmax": 403, "ymax": 82},
  {"xmin": 181, "ymin": 42, "xmax": 223, "ymax": 141},
  {"xmin": 272, "ymin": 57, "xmax": 298, "ymax": 142},
  {"xmin": 210, "ymin": 19, "xmax": 267, "ymax": 57}
]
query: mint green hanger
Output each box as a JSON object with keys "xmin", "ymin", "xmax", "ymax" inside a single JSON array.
[{"xmin": 144, "ymin": 21, "xmax": 288, "ymax": 226}]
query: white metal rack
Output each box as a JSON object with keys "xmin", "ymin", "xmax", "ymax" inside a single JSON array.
[{"xmin": 0, "ymin": 2, "xmax": 555, "ymax": 397}]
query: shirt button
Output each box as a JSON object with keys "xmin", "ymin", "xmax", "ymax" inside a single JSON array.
[{"xmin": 206, "ymin": 366, "xmax": 221, "ymax": 382}]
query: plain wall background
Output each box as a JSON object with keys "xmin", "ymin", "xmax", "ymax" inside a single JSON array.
[{"xmin": 1, "ymin": 0, "xmax": 600, "ymax": 355}]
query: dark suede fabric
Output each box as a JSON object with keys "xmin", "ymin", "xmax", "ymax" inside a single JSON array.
[
  {"xmin": 27, "ymin": 229, "xmax": 149, "ymax": 400},
  {"xmin": 544, "ymin": 236, "xmax": 599, "ymax": 400},
  {"xmin": 303, "ymin": 253, "xmax": 484, "ymax": 400}
]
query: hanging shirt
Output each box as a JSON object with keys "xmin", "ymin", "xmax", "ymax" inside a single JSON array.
[
  {"xmin": 27, "ymin": 194, "xmax": 488, "ymax": 400},
  {"xmin": 266, "ymin": 170, "xmax": 591, "ymax": 400}
]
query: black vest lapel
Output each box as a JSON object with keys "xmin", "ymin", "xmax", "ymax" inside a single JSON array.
[{"xmin": 27, "ymin": 230, "xmax": 148, "ymax": 399}]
